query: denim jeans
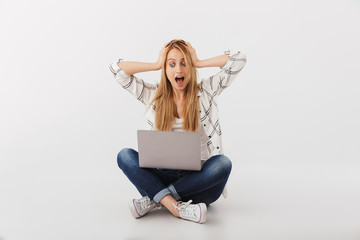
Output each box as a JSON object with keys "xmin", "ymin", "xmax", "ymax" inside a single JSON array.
[{"xmin": 117, "ymin": 148, "xmax": 232, "ymax": 205}]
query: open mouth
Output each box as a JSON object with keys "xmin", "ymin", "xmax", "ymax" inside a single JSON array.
[{"xmin": 175, "ymin": 77, "xmax": 184, "ymax": 85}]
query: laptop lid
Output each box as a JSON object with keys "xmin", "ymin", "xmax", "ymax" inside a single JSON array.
[{"xmin": 137, "ymin": 130, "xmax": 202, "ymax": 171}]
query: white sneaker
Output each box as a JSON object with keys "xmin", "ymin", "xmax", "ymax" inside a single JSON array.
[
  {"xmin": 128, "ymin": 196, "xmax": 161, "ymax": 218},
  {"xmin": 173, "ymin": 200, "xmax": 207, "ymax": 223}
]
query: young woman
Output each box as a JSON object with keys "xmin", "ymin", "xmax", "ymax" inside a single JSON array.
[{"xmin": 109, "ymin": 39, "xmax": 247, "ymax": 223}]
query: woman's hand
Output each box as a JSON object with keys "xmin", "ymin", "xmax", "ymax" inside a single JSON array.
[
  {"xmin": 186, "ymin": 42, "xmax": 200, "ymax": 68},
  {"xmin": 155, "ymin": 43, "xmax": 168, "ymax": 70}
]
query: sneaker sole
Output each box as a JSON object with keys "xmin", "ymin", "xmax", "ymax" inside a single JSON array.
[
  {"xmin": 128, "ymin": 199, "xmax": 141, "ymax": 219},
  {"xmin": 198, "ymin": 203, "xmax": 207, "ymax": 224}
]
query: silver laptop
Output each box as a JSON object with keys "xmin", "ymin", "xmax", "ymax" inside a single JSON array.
[{"xmin": 137, "ymin": 130, "xmax": 202, "ymax": 171}]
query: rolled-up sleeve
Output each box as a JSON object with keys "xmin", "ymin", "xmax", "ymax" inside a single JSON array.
[
  {"xmin": 201, "ymin": 51, "xmax": 247, "ymax": 96},
  {"xmin": 109, "ymin": 60, "xmax": 158, "ymax": 106}
]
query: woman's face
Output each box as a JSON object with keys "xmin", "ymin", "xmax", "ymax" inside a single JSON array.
[{"xmin": 165, "ymin": 48, "xmax": 189, "ymax": 92}]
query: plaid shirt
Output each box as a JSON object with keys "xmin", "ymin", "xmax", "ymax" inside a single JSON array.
[{"xmin": 109, "ymin": 51, "xmax": 247, "ymax": 158}]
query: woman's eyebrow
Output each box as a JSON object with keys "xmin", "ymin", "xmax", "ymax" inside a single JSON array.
[{"xmin": 167, "ymin": 58, "xmax": 185, "ymax": 61}]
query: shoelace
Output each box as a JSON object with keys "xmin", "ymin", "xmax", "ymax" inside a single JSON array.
[
  {"xmin": 173, "ymin": 200, "xmax": 193, "ymax": 211},
  {"xmin": 173, "ymin": 200, "xmax": 199, "ymax": 219},
  {"xmin": 138, "ymin": 197, "xmax": 161, "ymax": 211},
  {"xmin": 138, "ymin": 197, "xmax": 153, "ymax": 211}
]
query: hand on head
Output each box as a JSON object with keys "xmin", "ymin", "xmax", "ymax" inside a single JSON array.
[
  {"xmin": 185, "ymin": 42, "xmax": 199, "ymax": 67},
  {"xmin": 156, "ymin": 43, "xmax": 169, "ymax": 69},
  {"xmin": 157, "ymin": 40, "xmax": 199, "ymax": 69}
]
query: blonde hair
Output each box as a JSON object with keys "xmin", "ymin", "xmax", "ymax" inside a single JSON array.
[{"xmin": 148, "ymin": 39, "xmax": 200, "ymax": 132}]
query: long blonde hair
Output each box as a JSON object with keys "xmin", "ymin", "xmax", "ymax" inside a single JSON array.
[{"xmin": 148, "ymin": 39, "xmax": 200, "ymax": 132}]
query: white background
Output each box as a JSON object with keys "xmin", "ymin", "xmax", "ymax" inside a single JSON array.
[{"xmin": 0, "ymin": 0, "xmax": 359, "ymax": 239}]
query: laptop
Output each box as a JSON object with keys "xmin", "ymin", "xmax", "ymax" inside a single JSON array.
[{"xmin": 137, "ymin": 130, "xmax": 203, "ymax": 171}]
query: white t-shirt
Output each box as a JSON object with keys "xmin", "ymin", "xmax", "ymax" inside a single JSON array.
[{"xmin": 171, "ymin": 118, "xmax": 211, "ymax": 161}]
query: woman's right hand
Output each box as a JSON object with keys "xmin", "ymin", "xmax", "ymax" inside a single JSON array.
[{"xmin": 155, "ymin": 43, "xmax": 168, "ymax": 70}]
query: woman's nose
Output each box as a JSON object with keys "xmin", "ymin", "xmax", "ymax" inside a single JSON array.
[{"xmin": 175, "ymin": 65, "xmax": 182, "ymax": 73}]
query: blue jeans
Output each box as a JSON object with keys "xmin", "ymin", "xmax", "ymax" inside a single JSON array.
[{"xmin": 117, "ymin": 148, "xmax": 232, "ymax": 205}]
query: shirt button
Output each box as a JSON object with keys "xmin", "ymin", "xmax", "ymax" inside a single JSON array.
[
  {"xmin": 217, "ymin": 147, "xmax": 219, "ymax": 149},
  {"xmin": 204, "ymin": 124, "xmax": 206, "ymax": 126},
  {"xmin": 209, "ymin": 136, "xmax": 211, "ymax": 138}
]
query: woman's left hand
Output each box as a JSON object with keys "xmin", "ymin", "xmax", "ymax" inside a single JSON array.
[{"xmin": 186, "ymin": 42, "xmax": 200, "ymax": 67}]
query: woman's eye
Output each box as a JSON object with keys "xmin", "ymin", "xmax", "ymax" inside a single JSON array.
[{"xmin": 169, "ymin": 63, "xmax": 186, "ymax": 67}]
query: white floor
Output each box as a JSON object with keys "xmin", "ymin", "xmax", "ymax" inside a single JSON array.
[{"xmin": 0, "ymin": 154, "xmax": 359, "ymax": 240}]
